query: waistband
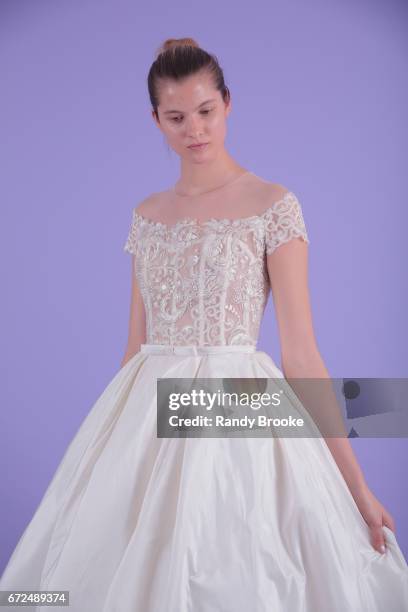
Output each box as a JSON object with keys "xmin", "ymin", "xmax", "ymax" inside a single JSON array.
[{"xmin": 140, "ymin": 343, "xmax": 256, "ymax": 356}]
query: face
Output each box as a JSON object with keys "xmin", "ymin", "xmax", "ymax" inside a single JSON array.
[{"xmin": 152, "ymin": 70, "xmax": 231, "ymax": 163}]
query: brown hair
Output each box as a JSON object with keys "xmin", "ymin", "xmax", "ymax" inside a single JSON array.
[{"xmin": 148, "ymin": 37, "xmax": 230, "ymax": 120}]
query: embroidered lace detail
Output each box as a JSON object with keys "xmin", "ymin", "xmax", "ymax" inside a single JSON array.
[
  {"xmin": 123, "ymin": 191, "xmax": 309, "ymax": 346},
  {"xmin": 263, "ymin": 192, "xmax": 309, "ymax": 255}
]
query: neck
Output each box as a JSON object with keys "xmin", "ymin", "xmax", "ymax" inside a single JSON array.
[{"xmin": 174, "ymin": 160, "xmax": 249, "ymax": 197}]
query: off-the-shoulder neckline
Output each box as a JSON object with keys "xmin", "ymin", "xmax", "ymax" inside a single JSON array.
[{"xmin": 132, "ymin": 190, "xmax": 296, "ymax": 231}]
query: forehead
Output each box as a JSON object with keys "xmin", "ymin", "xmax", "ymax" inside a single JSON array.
[{"xmin": 158, "ymin": 71, "xmax": 219, "ymax": 111}]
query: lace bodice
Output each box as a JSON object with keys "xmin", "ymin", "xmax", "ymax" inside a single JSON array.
[{"xmin": 124, "ymin": 191, "xmax": 309, "ymax": 346}]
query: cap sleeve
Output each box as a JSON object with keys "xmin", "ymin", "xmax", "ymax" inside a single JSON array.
[
  {"xmin": 123, "ymin": 208, "xmax": 141, "ymax": 255},
  {"xmin": 263, "ymin": 191, "xmax": 310, "ymax": 255}
]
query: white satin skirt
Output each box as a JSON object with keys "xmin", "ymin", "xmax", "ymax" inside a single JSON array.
[{"xmin": 1, "ymin": 344, "xmax": 408, "ymax": 611}]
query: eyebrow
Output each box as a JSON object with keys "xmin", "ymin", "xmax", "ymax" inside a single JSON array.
[{"xmin": 163, "ymin": 98, "xmax": 217, "ymax": 115}]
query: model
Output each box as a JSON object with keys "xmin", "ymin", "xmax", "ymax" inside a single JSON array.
[{"xmin": 1, "ymin": 37, "xmax": 408, "ymax": 612}]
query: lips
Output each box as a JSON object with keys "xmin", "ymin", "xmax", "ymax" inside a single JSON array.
[{"xmin": 188, "ymin": 143, "xmax": 208, "ymax": 149}]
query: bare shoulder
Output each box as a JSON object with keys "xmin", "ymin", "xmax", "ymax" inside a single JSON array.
[
  {"xmin": 265, "ymin": 182, "xmax": 291, "ymax": 202},
  {"xmin": 133, "ymin": 191, "xmax": 169, "ymax": 221},
  {"xmin": 253, "ymin": 174, "xmax": 290, "ymax": 197},
  {"xmin": 246, "ymin": 173, "xmax": 292, "ymax": 214}
]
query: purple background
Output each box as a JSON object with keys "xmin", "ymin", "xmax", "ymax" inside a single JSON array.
[{"xmin": 1, "ymin": 0, "xmax": 407, "ymax": 571}]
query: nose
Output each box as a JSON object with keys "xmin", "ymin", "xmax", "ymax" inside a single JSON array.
[{"xmin": 185, "ymin": 114, "xmax": 205, "ymax": 137}]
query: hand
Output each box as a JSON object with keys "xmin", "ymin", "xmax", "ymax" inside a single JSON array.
[{"xmin": 350, "ymin": 485, "xmax": 396, "ymax": 554}]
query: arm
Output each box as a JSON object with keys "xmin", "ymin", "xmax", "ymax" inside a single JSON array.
[
  {"xmin": 267, "ymin": 236, "xmax": 395, "ymax": 553},
  {"xmin": 120, "ymin": 257, "xmax": 146, "ymax": 368}
]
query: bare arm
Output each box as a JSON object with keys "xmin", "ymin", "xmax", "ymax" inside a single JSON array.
[
  {"xmin": 267, "ymin": 238, "xmax": 366, "ymax": 487},
  {"xmin": 267, "ymin": 236, "xmax": 395, "ymax": 552},
  {"xmin": 120, "ymin": 257, "xmax": 146, "ymax": 368}
]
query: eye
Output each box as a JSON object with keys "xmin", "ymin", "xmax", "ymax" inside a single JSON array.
[{"xmin": 170, "ymin": 108, "xmax": 213, "ymax": 124}]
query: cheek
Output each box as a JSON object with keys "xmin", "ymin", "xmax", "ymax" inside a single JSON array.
[
  {"xmin": 167, "ymin": 129, "xmax": 186, "ymax": 152},
  {"xmin": 209, "ymin": 114, "xmax": 227, "ymax": 138},
  {"xmin": 165, "ymin": 126, "xmax": 184, "ymax": 144}
]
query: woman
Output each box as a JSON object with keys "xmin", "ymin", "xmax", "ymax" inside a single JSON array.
[{"xmin": 1, "ymin": 37, "xmax": 408, "ymax": 611}]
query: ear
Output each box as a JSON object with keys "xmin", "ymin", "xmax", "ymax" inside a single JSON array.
[
  {"xmin": 223, "ymin": 87, "xmax": 232, "ymax": 118},
  {"xmin": 151, "ymin": 109, "xmax": 161, "ymax": 131},
  {"xmin": 225, "ymin": 96, "xmax": 232, "ymax": 118}
]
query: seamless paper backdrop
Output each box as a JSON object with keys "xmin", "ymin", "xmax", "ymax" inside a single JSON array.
[{"xmin": 1, "ymin": 0, "xmax": 407, "ymax": 570}]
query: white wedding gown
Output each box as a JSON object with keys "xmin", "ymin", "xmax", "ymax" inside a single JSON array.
[{"xmin": 1, "ymin": 185, "xmax": 408, "ymax": 611}]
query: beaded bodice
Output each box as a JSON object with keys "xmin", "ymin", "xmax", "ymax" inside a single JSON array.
[{"xmin": 124, "ymin": 190, "xmax": 309, "ymax": 346}]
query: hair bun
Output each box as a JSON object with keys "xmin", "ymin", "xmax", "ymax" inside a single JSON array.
[
  {"xmin": 148, "ymin": 38, "xmax": 229, "ymax": 116},
  {"xmin": 157, "ymin": 37, "xmax": 199, "ymax": 56}
]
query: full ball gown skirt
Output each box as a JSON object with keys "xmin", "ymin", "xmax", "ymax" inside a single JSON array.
[
  {"xmin": 1, "ymin": 344, "xmax": 408, "ymax": 612},
  {"xmin": 2, "ymin": 179, "xmax": 408, "ymax": 610}
]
